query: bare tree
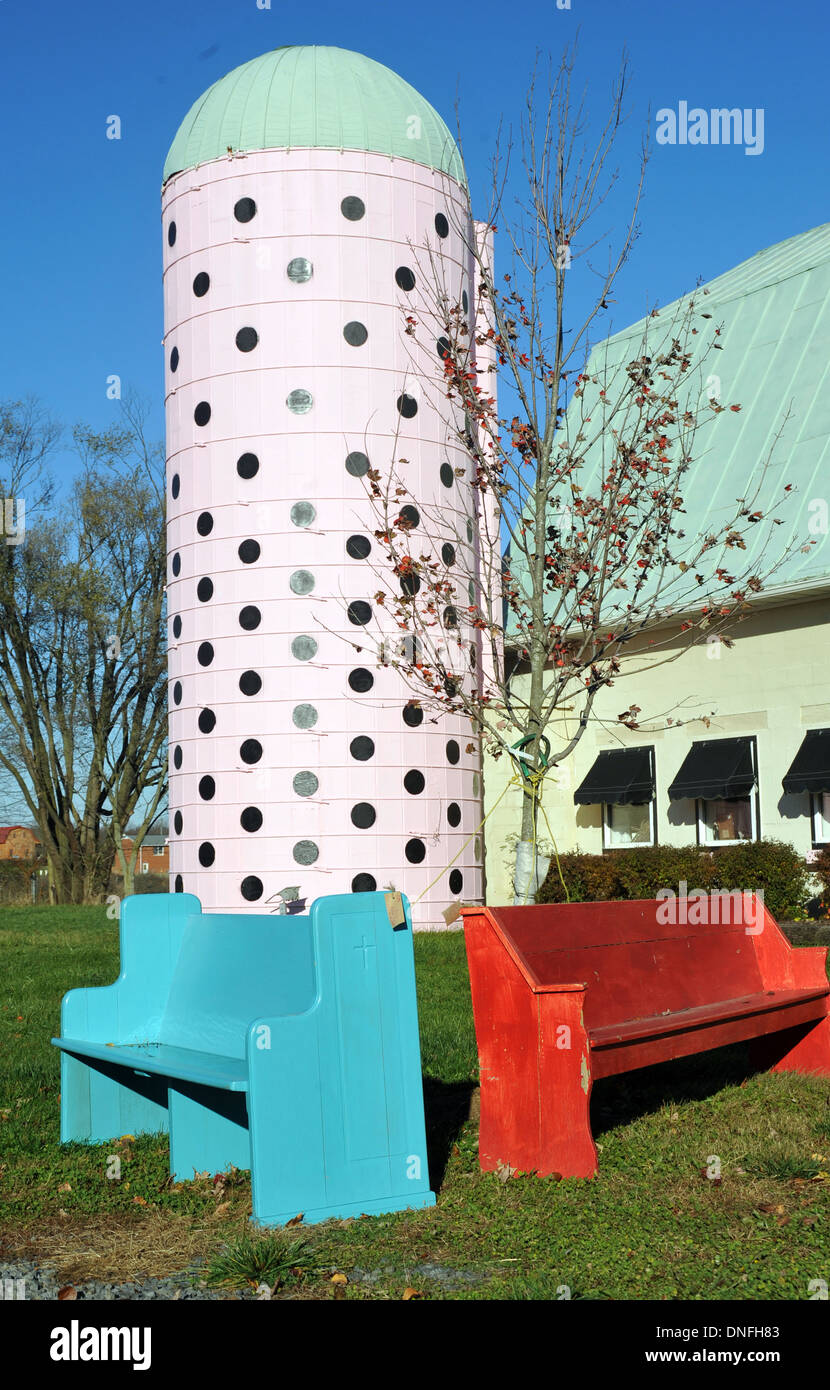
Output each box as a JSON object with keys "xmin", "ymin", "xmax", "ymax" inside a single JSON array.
[
  {"xmin": 0, "ymin": 393, "xmax": 168, "ymax": 903},
  {"xmin": 356, "ymin": 47, "xmax": 802, "ymax": 903}
]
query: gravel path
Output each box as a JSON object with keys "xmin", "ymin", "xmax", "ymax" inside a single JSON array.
[{"xmin": 1, "ymin": 1257, "xmax": 255, "ymax": 1300}]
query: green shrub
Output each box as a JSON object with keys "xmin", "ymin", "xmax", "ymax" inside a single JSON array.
[
  {"xmin": 539, "ymin": 839, "xmax": 810, "ymax": 921},
  {"xmin": 0, "ymin": 860, "xmax": 33, "ymax": 904}
]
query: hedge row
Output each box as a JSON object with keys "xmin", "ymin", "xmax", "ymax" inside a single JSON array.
[
  {"xmin": 537, "ymin": 840, "xmax": 812, "ymax": 922},
  {"xmin": 0, "ymin": 860, "xmax": 38, "ymax": 904}
]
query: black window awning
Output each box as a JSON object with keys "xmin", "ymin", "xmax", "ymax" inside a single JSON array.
[
  {"xmin": 782, "ymin": 729, "xmax": 830, "ymax": 796},
  {"xmin": 668, "ymin": 737, "xmax": 755, "ymax": 802},
  {"xmin": 574, "ymin": 747, "xmax": 654, "ymax": 806}
]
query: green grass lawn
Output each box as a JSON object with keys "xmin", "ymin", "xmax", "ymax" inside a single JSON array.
[{"xmin": 1, "ymin": 904, "xmax": 829, "ymax": 1299}]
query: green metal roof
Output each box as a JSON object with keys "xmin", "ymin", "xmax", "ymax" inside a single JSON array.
[
  {"xmin": 163, "ymin": 45, "xmax": 465, "ymax": 185},
  {"xmin": 506, "ymin": 221, "xmax": 830, "ymax": 632}
]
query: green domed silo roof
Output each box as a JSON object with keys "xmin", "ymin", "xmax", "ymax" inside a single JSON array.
[{"xmin": 163, "ymin": 45, "xmax": 465, "ymax": 185}]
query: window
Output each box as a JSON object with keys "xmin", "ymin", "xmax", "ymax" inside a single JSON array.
[
  {"xmin": 669, "ymin": 736, "xmax": 758, "ymax": 846},
  {"xmin": 153, "ymin": 845, "xmax": 164, "ymax": 857},
  {"xmin": 698, "ymin": 793, "xmax": 758, "ymax": 845},
  {"xmin": 603, "ymin": 799, "xmax": 655, "ymax": 849},
  {"xmin": 575, "ymin": 746, "xmax": 656, "ymax": 850},
  {"xmin": 812, "ymin": 793, "xmax": 830, "ymax": 846}
]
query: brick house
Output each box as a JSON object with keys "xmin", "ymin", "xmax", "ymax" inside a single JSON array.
[{"xmin": 120, "ymin": 834, "xmax": 169, "ymax": 876}]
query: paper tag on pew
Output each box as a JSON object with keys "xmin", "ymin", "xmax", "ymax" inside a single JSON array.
[
  {"xmin": 442, "ymin": 901, "xmax": 472, "ymax": 926},
  {"xmin": 385, "ymin": 892, "xmax": 407, "ymax": 928}
]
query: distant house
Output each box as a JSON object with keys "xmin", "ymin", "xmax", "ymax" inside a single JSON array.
[
  {"xmin": 120, "ymin": 834, "xmax": 169, "ymax": 876},
  {"xmin": 0, "ymin": 826, "xmax": 40, "ymax": 861}
]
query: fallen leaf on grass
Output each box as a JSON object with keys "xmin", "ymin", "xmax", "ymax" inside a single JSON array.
[
  {"xmin": 285, "ymin": 1213, "xmax": 304, "ymax": 1227},
  {"xmin": 213, "ymin": 1202, "xmax": 230, "ymax": 1218},
  {"xmin": 495, "ymin": 1162, "xmax": 517, "ymax": 1184},
  {"xmin": 402, "ymin": 1287, "xmax": 422, "ymax": 1300},
  {"xmin": 131, "ymin": 1196, "xmax": 147, "ymax": 1206},
  {"xmin": 57, "ymin": 1183, "xmax": 72, "ymax": 1193},
  {"xmin": 330, "ymin": 1273, "xmax": 348, "ymax": 1285},
  {"xmin": 57, "ymin": 1285, "xmax": 77, "ymax": 1300}
]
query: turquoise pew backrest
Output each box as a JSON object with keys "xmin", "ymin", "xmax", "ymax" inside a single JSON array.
[{"xmin": 159, "ymin": 912, "xmax": 316, "ymax": 1058}]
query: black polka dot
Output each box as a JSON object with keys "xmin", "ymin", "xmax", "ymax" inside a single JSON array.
[
  {"xmin": 346, "ymin": 535, "xmax": 371, "ymax": 559},
  {"xmin": 170, "ymin": 346, "xmax": 179, "ymax": 372},
  {"xmin": 236, "ymin": 326, "xmax": 258, "ymax": 352},
  {"xmin": 435, "ymin": 212, "xmax": 449, "ymax": 238},
  {"xmin": 449, "ymin": 868, "xmax": 463, "ymax": 894},
  {"xmin": 241, "ymin": 875, "xmax": 263, "ymax": 901},
  {"xmin": 405, "ymin": 838, "xmax": 426, "ymax": 864},
  {"xmin": 197, "ymin": 512, "xmax": 213, "ymax": 536},
  {"xmin": 352, "ymin": 873, "xmax": 377, "ymax": 893},
  {"xmin": 467, "ymin": 519, "xmax": 474, "ymax": 542},
  {"xmin": 400, "ymin": 572, "xmax": 420, "ymax": 596},
  {"xmin": 395, "ymin": 267, "xmax": 416, "ymax": 292},
  {"xmin": 350, "ymin": 736, "xmax": 375, "ymax": 761},
  {"xmin": 446, "ymin": 739, "xmax": 460, "ymax": 764},
  {"xmin": 444, "ymin": 675, "xmax": 459, "ymax": 698},
  {"xmin": 344, "ymin": 321, "xmax": 368, "ymax": 346},
  {"xmin": 171, "ymin": 553, "xmax": 181, "ymax": 577},
  {"xmin": 349, "ymin": 668, "xmax": 374, "ymax": 693},
  {"xmin": 168, "ymin": 222, "xmax": 177, "ymax": 247},
  {"xmin": 171, "ymin": 473, "xmax": 180, "ymax": 499},
  {"xmin": 442, "ymin": 543, "xmax": 456, "ymax": 565},
  {"xmin": 447, "ymin": 802, "xmax": 461, "ymax": 827},
  {"xmin": 398, "ymin": 504, "xmax": 420, "ymax": 529},
  {"xmin": 237, "ymin": 452, "xmax": 259, "ymax": 479},
  {"xmin": 234, "ymin": 197, "xmax": 256, "ymax": 223},
  {"xmin": 238, "ymin": 539, "xmax": 260, "ymax": 564},
  {"xmin": 194, "ymin": 401, "xmax": 211, "ymax": 426},
  {"xmin": 404, "ymin": 770, "xmax": 425, "ymax": 795},
  {"xmin": 198, "ymin": 708, "xmax": 216, "ymax": 733},
  {"xmin": 239, "ymin": 670, "xmax": 262, "ymax": 696},
  {"xmin": 198, "ymin": 775, "xmax": 215, "ymax": 801},
  {"xmin": 293, "ymin": 840, "xmax": 319, "ymax": 865},
  {"xmin": 351, "ymin": 802, "xmax": 376, "ymax": 829},
  {"xmin": 462, "ymin": 289, "xmax": 469, "ymax": 314},
  {"xmin": 173, "ymin": 745, "xmax": 182, "ymax": 769},
  {"xmin": 193, "ymin": 272, "xmax": 210, "ymax": 297},
  {"xmin": 444, "ymin": 606, "xmax": 459, "ymax": 629},
  {"xmin": 172, "ymin": 614, "xmax": 182, "ymax": 639},
  {"xmin": 197, "ymin": 642, "xmax": 214, "ymax": 667},
  {"xmin": 174, "ymin": 874, "xmax": 183, "ymax": 893},
  {"xmin": 172, "ymin": 680, "xmax": 182, "ymax": 705},
  {"xmin": 397, "ymin": 393, "xmax": 418, "ymax": 418},
  {"xmin": 240, "ymin": 807, "xmax": 263, "ymax": 833},
  {"xmin": 440, "ymin": 462, "xmax": 454, "ymax": 488},
  {"xmin": 437, "ymin": 336, "xmax": 451, "ymax": 361},
  {"xmin": 341, "ymin": 196, "xmax": 365, "ymax": 221},
  {"xmin": 290, "ymin": 501, "xmax": 315, "ymax": 527},
  {"xmin": 240, "ymin": 739, "xmax": 262, "ymax": 764},
  {"xmin": 347, "ymin": 601, "xmax": 372, "ymax": 626},
  {"xmin": 239, "ymin": 605, "xmax": 261, "ymax": 630},
  {"xmin": 197, "ymin": 577, "xmax": 213, "ymax": 602},
  {"xmin": 174, "ymin": 811, "xmax": 183, "ymax": 835},
  {"xmin": 403, "ymin": 703, "xmax": 423, "ymax": 727},
  {"xmin": 345, "ymin": 451, "xmax": 369, "ymax": 477}
]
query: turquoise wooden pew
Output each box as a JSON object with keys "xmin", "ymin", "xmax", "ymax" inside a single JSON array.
[{"xmin": 52, "ymin": 891, "xmax": 435, "ymax": 1226}]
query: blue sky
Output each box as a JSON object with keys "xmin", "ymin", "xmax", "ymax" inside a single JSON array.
[{"xmin": 1, "ymin": 0, "xmax": 827, "ymax": 487}]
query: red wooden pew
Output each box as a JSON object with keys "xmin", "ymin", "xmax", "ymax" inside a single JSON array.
[{"xmin": 462, "ymin": 895, "xmax": 830, "ymax": 1179}]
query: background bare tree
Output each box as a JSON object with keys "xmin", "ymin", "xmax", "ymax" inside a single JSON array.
[
  {"xmin": 0, "ymin": 392, "xmax": 168, "ymax": 903},
  {"xmin": 357, "ymin": 47, "xmax": 801, "ymax": 902}
]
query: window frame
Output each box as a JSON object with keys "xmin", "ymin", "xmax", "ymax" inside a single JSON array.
[{"xmin": 811, "ymin": 791, "xmax": 830, "ymax": 848}]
